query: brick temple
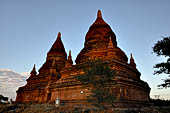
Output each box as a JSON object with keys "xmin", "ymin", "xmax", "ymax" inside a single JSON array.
[{"xmin": 16, "ymin": 10, "xmax": 151, "ymax": 107}]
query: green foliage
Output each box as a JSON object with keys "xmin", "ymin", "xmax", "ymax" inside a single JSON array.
[
  {"xmin": 153, "ymin": 37, "xmax": 170, "ymax": 57},
  {"xmin": 152, "ymin": 36, "xmax": 170, "ymax": 88},
  {"xmin": 76, "ymin": 60, "xmax": 116, "ymax": 109}
]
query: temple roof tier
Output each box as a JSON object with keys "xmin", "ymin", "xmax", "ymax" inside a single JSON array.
[{"xmin": 76, "ymin": 10, "xmax": 128, "ymax": 64}]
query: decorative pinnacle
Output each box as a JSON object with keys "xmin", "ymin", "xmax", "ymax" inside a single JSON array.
[
  {"xmin": 68, "ymin": 50, "xmax": 72, "ymax": 61},
  {"xmin": 108, "ymin": 36, "xmax": 114, "ymax": 48},
  {"xmin": 33, "ymin": 64, "xmax": 36, "ymax": 70},
  {"xmin": 97, "ymin": 9, "xmax": 102, "ymax": 18},
  {"xmin": 130, "ymin": 53, "xmax": 136, "ymax": 68},
  {"xmin": 65, "ymin": 50, "xmax": 73, "ymax": 67},
  {"xmin": 50, "ymin": 59, "xmax": 57, "ymax": 74},
  {"xmin": 69, "ymin": 50, "xmax": 71, "ymax": 57},
  {"xmin": 31, "ymin": 64, "xmax": 37, "ymax": 75},
  {"xmin": 58, "ymin": 32, "xmax": 61, "ymax": 38},
  {"xmin": 52, "ymin": 59, "xmax": 56, "ymax": 67}
]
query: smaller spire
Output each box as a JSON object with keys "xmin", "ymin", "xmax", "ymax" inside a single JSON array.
[
  {"xmin": 68, "ymin": 50, "xmax": 72, "ymax": 60},
  {"xmin": 130, "ymin": 53, "xmax": 136, "ymax": 68},
  {"xmin": 65, "ymin": 50, "xmax": 73, "ymax": 67},
  {"xmin": 97, "ymin": 9, "xmax": 102, "ymax": 18},
  {"xmin": 67, "ymin": 50, "xmax": 73, "ymax": 64},
  {"xmin": 30, "ymin": 64, "xmax": 37, "ymax": 76},
  {"xmin": 50, "ymin": 59, "xmax": 57, "ymax": 74},
  {"xmin": 107, "ymin": 37, "xmax": 115, "ymax": 57}
]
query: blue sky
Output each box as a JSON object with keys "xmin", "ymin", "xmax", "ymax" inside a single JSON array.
[{"xmin": 0, "ymin": 0, "xmax": 170, "ymax": 99}]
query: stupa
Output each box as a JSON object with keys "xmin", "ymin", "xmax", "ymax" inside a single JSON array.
[{"xmin": 16, "ymin": 10, "xmax": 151, "ymax": 107}]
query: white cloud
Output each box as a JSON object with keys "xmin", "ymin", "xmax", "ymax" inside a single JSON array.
[
  {"xmin": 20, "ymin": 72, "xmax": 30, "ymax": 78},
  {"xmin": 0, "ymin": 69, "xmax": 13, "ymax": 72},
  {"xmin": 0, "ymin": 69, "xmax": 28, "ymax": 100}
]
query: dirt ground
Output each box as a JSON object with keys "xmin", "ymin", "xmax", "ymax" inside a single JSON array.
[{"xmin": 0, "ymin": 103, "xmax": 170, "ymax": 113}]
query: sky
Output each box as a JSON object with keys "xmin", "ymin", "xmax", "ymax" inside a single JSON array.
[{"xmin": 0, "ymin": 0, "xmax": 170, "ymax": 99}]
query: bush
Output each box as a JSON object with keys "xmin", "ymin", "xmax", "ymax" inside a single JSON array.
[{"xmin": 151, "ymin": 99, "xmax": 170, "ymax": 107}]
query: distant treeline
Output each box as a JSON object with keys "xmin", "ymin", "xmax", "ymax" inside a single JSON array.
[{"xmin": 151, "ymin": 99, "xmax": 170, "ymax": 107}]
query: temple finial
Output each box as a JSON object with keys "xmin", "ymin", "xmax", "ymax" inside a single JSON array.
[
  {"xmin": 58, "ymin": 32, "xmax": 61, "ymax": 38},
  {"xmin": 97, "ymin": 9, "xmax": 102, "ymax": 18}
]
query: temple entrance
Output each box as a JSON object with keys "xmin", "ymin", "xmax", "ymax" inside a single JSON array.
[{"xmin": 47, "ymin": 92, "xmax": 51, "ymax": 102}]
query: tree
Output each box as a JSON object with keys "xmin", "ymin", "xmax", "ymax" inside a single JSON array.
[
  {"xmin": 152, "ymin": 36, "xmax": 170, "ymax": 88},
  {"xmin": 76, "ymin": 60, "xmax": 116, "ymax": 109},
  {"xmin": 0, "ymin": 94, "xmax": 8, "ymax": 103}
]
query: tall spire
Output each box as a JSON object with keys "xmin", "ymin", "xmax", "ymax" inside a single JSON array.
[
  {"xmin": 130, "ymin": 53, "xmax": 136, "ymax": 68},
  {"xmin": 58, "ymin": 32, "xmax": 61, "ymax": 38},
  {"xmin": 39, "ymin": 32, "xmax": 67, "ymax": 73},
  {"xmin": 47, "ymin": 32, "xmax": 67, "ymax": 57},
  {"xmin": 97, "ymin": 9, "xmax": 102, "ymax": 18},
  {"xmin": 86, "ymin": 9, "xmax": 108, "ymax": 27}
]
